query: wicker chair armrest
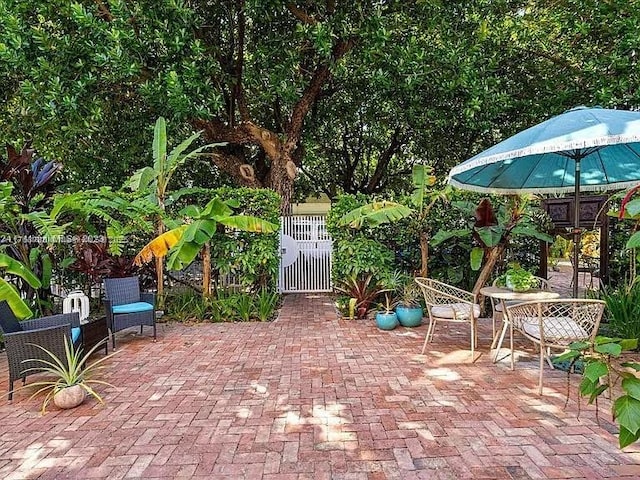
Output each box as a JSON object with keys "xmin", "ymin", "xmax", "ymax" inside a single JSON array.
[
  {"xmin": 4, "ymin": 323, "xmax": 72, "ymax": 345},
  {"xmin": 20, "ymin": 312, "xmax": 80, "ymax": 331},
  {"xmin": 141, "ymin": 292, "xmax": 155, "ymax": 307}
]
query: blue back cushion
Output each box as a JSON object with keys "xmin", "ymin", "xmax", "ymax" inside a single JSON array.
[{"xmin": 0, "ymin": 301, "xmax": 23, "ymax": 334}]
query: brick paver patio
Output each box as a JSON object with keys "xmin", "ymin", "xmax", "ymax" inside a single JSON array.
[{"xmin": 1, "ymin": 293, "xmax": 639, "ymax": 479}]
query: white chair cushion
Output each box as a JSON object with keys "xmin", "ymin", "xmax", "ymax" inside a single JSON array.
[
  {"xmin": 522, "ymin": 317, "xmax": 588, "ymax": 342},
  {"xmin": 431, "ymin": 303, "xmax": 481, "ymax": 319}
]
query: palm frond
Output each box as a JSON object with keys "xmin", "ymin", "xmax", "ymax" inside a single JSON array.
[
  {"xmin": 0, "ymin": 253, "xmax": 41, "ymax": 288},
  {"xmin": 134, "ymin": 225, "xmax": 188, "ymax": 265},
  {"xmin": 338, "ymin": 201, "xmax": 413, "ymax": 229},
  {"xmin": 217, "ymin": 215, "xmax": 278, "ymax": 233},
  {"xmin": 0, "ymin": 279, "xmax": 33, "ymax": 318}
]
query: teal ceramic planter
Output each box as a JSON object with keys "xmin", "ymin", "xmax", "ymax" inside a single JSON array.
[
  {"xmin": 396, "ymin": 306, "xmax": 423, "ymax": 327},
  {"xmin": 375, "ymin": 312, "xmax": 398, "ymax": 330}
]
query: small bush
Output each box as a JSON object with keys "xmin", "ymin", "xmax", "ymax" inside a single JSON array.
[
  {"xmin": 164, "ymin": 287, "xmax": 281, "ymax": 323},
  {"xmin": 600, "ymin": 283, "xmax": 640, "ymax": 346}
]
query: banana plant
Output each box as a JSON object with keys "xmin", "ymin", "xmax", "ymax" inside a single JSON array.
[
  {"xmin": 126, "ymin": 117, "xmax": 224, "ymax": 300},
  {"xmin": 134, "ymin": 197, "xmax": 277, "ymax": 296},
  {"xmin": 0, "ymin": 253, "xmax": 43, "ymax": 318},
  {"xmin": 431, "ymin": 196, "xmax": 553, "ymax": 295},
  {"xmin": 338, "ymin": 165, "xmax": 449, "ymax": 276}
]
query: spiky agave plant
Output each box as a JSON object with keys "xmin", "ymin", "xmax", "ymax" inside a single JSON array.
[{"xmin": 18, "ymin": 337, "xmax": 118, "ymax": 414}]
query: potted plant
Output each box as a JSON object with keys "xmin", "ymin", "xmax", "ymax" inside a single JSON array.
[
  {"xmin": 17, "ymin": 337, "xmax": 117, "ymax": 413},
  {"xmin": 497, "ymin": 263, "xmax": 536, "ymax": 292},
  {"xmin": 375, "ymin": 292, "xmax": 399, "ymax": 330},
  {"xmin": 395, "ymin": 281, "xmax": 423, "ymax": 327}
]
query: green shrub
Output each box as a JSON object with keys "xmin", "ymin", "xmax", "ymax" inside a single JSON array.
[
  {"xmin": 328, "ymin": 191, "xmax": 549, "ymax": 293},
  {"xmin": 165, "ymin": 287, "xmax": 281, "ymax": 323},
  {"xmin": 600, "ymin": 282, "xmax": 640, "ymax": 345},
  {"xmin": 165, "ymin": 289, "xmax": 210, "ymax": 322},
  {"xmin": 168, "ymin": 187, "xmax": 280, "ymax": 292},
  {"xmin": 255, "ymin": 289, "xmax": 280, "ymax": 322},
  {"xmin": 328, "ymin": 194, "xmax": 400, "ymax": 286}
]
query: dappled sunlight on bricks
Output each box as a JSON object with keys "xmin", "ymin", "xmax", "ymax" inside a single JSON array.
[{"xmin": 0, "ymin": 293, "xmax": 638, "ymax": 478}]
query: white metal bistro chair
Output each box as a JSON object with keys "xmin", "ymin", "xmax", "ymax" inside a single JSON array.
[
  {"xmin": 506, "ymin": 298, "xmax": 605, "ymax": 394},
  {"xmin": 489, "ymin": 276, "xmax": 550, "ymax": 353},
  {"xmin": 415, "ymin": 278, "xmax": 481, "ymax": 358}
]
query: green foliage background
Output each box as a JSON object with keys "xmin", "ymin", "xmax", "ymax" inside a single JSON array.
[{"xmin": 169, "ymin": 187, "xmax": 281, "ymax": 292}]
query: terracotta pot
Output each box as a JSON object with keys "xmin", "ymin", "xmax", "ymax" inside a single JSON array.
[{"xmin": 53, "ymin": 385, "xmax": 86, "ymax": 409}]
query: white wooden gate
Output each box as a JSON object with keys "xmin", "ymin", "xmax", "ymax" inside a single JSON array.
[{"xmin": 279, "ymin": 215, "xmax": 333, "ymax": 293}]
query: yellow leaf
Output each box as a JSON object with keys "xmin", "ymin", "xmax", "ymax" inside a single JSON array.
[{"xmin": 134, "ymin": 226, "xmax": 187, "ymax": 265}]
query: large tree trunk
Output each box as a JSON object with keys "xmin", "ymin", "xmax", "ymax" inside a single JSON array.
[
  {"xmin": 473, "ymin": 243, "xmax": 507, "ymax": 297},
  {"xmin": 192, "ymin": 17, "xmax": 353, "ymax": 214}
]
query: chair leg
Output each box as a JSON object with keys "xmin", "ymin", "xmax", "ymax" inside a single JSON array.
[
  {"xmin": 470, "ymin": 320, "xmax": 475, "ymax": 360},
  {"xmin": 153, "ymin": 323, "xmax": 157, "ymax": 341},
  {"xmin": 538, "ymin": 343, "xmax": 545, "ymax": 395},
  {"xmin": 112, "ymin": 330, "xmax": 116, "ymax": 350},
  {"xmin": 8, "ymin": 380, "xmax": 13, "ymax": 401},
  {"xmin": 491, "ymin": 313, "xmax": 497, "ymax": 348},
  {"xmin": 421, "ymin": 318, "xmax": 436, "ymax": 354},
  {"xmin": 490, "ymin": 312, "xmax": 500, "ymax": 349},
  {"xmin": 493, "ymin": 322, "xmax": 509, "ymax": 363},
  {"xmin": 140, "ymin": 325, "xmax": 143, "ymax": 334},
  {"xmin": 428, "ymin": 318, "xmax": 437, "ymax": 343},
  {"xmin": 545, "ymin": 347, "xmax": 554, "ymax": 369},
  {"xmin": 509, "ymin": 321, "xmax": 515, "ymax": 371}
]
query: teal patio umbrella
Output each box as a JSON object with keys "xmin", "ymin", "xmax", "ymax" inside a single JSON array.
[{"xmin": 448, "ymin": 106, "xmax": 640, "ymax": 297}]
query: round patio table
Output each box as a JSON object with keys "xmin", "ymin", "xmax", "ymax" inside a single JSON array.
[{"xmin": 480, "ymin": 286, "xmax": 560, "ymax": 368}]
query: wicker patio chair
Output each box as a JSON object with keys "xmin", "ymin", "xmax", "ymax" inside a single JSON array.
[
  {"xmin": 0, "ymin": 301, "xmax": 80, "ymax": 400},
  {"xmin": 489, "ymin": 276, "xmax": 550, "ymax": 349},
  {"xmin": 103, "ymin": 276, "xmax": 156, "ymax": 349},
  {"xmin": 506, "ymin": 298, "xmax": 605, "ymax": 394},
  {"xmin": 415, "ymin": 277, "xmax": 481, "ymax": 358}
]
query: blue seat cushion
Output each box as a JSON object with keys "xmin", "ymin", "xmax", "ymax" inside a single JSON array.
[
  {"xmin": 71, "ymin": 327, "xmax": 81, "ymax": 344},
  {"xmin": 112, "ymin": 302, "xmax": 154, "ymax": 314}
]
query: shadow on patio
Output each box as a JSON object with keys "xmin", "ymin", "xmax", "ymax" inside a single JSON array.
[{"xmin": 1, "ymin": 293, "xmax": 639, "ymax": 479}]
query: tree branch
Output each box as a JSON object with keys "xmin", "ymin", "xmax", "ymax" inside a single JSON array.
[
  {"xmin": 366, "ymin": 128, "xmax": 404, "ymax": 193},
  {"xmin": 94, "ymin": 0, "xmax": 114, "ymax": 21},
  {"xmin": 234, "ymin": 0, "xmax": 250, "ymax": 122},
  {"xmin": 286, "ymin": 3, "xmax": 317, "ymax": 25},
  {"xmin": 203, "ymin": 151, "xmax": 262, "ymax": 188},
  {"xmin": 283, "ymin": 38, "xmax": 354, "ymax": 154},
  {"xmin": 194, "ymin": 117, "xmax": 281, "ymax": 153}
]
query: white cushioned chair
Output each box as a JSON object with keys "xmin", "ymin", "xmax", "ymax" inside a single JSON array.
[
  {"xmin": 489, "ymin": 275, "xmax": 550, "ymax": 354},
  {"xmin": 506, "ymin": 298, "xmax": 605, "ymax": 394},
  {"xmin": 415, "ymin": 278, "xmax": 480, "ymax": 358}
]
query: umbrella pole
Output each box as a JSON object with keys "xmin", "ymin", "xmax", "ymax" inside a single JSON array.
[{"xmin": 572, "ymin": 157, "xmax": 581, "ymax": 298}]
